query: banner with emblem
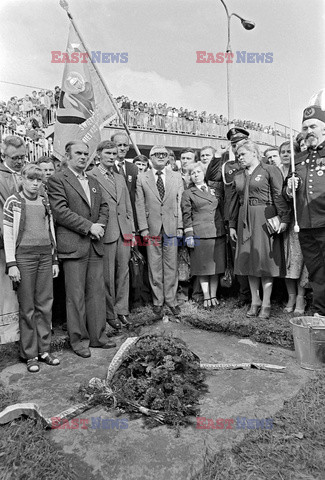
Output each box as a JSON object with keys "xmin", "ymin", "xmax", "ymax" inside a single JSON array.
[{"xmin": 53, "ymin": 24, "xmax": 117, "ymax": 161}]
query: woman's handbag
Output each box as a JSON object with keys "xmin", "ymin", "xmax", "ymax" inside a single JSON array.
[
  {"xmin": 129, "ymin": 247, "xmax": 146, "ymax": 288},
  {"xmin": 220, "ymin": 238, "xmax": 235, "ymax": 288}
]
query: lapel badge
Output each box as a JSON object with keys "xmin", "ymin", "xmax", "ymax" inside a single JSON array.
[
  {"xmin": 128, "ymin": 175, "xmax": 132, "ymax": 182},
  {"xmin": 92, "ymin": 187, "xmax": 97, "ymax": 193},
  {"xmin": 317, "ymin": 170, "xmax": 324, "ymax": 176},
  {"xmin": 254, "ymin": 174, "xmax": 262, "ymax": 182}
]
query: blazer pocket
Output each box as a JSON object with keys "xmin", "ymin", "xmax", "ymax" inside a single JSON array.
[{"xmin": 57, "ymin": 233, "xmax": 78, "ymax": 254}]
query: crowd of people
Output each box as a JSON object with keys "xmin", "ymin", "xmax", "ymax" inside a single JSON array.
[
  {"xmin": 1, "ymin": 87, "xmax": 289, "ymax": 147},
  {"xmin": 1, "ymin": 102, "xmax": 325, "ymax": 373}
]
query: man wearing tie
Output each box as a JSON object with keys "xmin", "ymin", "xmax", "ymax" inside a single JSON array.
[
  {"xmin": 48, "ymin": 141, "xmax": 115, "ymax": 358},
  {"xmin": 136, "ymin": 145, "xmax": 184, "ymax": 319},
  {"xmin": 88, "ymin": 141, "xmax": 134, "ymax": 331},
  {"xmin": 111, "ymin": 132, "xmax": 138, "ymax": 220}
]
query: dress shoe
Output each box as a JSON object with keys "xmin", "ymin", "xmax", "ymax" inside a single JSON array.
[
  {"xmin": 117, "ymin": 315, "xmax": 132, "ymax": 327},
  {"xmin": 152, "ymin": 305, "xmax": 163, "ymax": 319},
  {"xmin": 74, "ymin": 347, "xmax": 91, "ymax": 358},
  {"xmin": 106, "ymin": 318, "xmax": 122, "ymax": 330},
  {"xmin": 246, "ymin": 304, "xmax": 262, "ymax": 318},
  {"xmin": 100, "ymin": 340, "xmax": 117, "ymax": 349},
  {"xmin": 258, "ymin": 306, "xmax": 271, "ymax": 320},
  {"xmin": 169, "ymin": 305, "xmax": 181, "ymax": 318}
]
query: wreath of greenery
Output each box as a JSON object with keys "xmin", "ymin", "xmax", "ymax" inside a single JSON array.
[{"xmin": 110, "ymin": 334, "xmax": 208, "ymax": 431}]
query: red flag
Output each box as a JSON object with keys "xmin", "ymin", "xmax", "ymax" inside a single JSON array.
[{"xmin": 54, "ymin": 24, "xmax": 116, "ymax": 161}]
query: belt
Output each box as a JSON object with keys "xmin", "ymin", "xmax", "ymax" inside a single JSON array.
[{"xmin": 240, "ymin": 199, "xmax": 274, "ymax": 206}]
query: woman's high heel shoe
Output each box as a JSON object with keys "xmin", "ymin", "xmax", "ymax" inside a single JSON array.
[
  {"xmin": 258, "ymin": 306, "xmax": 271, "ymax": 319},
  {"xmin": 203, "ymin": 298, "xmax": 211, "ymax": 310},
  {"xmin": 246, "ymin": 304, "xmax": 262, "ymax": 317},
  {"xmin": 210, "ymin": 297, "xmax": 219, "ymax": 308},
  {"xmin": 284, "ymin": 294, "xmax": 296, "ymax": 313}
]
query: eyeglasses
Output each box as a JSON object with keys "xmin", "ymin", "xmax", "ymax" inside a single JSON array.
[
  {"xmin": 5, "ymin": 154, "xmax": 26, "ymax": 161},
  {"xmin": 151, "ymin": 152, "xmax": 168, "ymax": 158},
  {"xmin": 117, "ymin": 144, "xmax": 128, "ymax": 147}
]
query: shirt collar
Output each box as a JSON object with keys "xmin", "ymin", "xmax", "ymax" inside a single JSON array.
[
  {"xmin": 98, "ymin": 164, "xmax": 113, "ymax": 176},
  {"xmin": 152, "ymin": 166, "xmax": 166, "ymax": 176},
  {"xmin": 68, "ymin": 166, "xmax": 88, "ymax": 179}
]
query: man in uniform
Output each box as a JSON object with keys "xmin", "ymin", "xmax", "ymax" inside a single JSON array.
[
  {"xmin": 206, "ymin": 127, "xmax": 251, "ymax": 307},
  {"xmin": 285, "ymin": 105, "xmax": 325, "ymax": 316}
]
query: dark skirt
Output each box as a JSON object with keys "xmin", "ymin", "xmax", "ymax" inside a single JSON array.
[
  {"xmin": 190, "ymin": 236, "xmax": 226, "ymax": 276},
  {"xmin": 235, "ymin": 205, "xmax": 285, "ymax": 277}
]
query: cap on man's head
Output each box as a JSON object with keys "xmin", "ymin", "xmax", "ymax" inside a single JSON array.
[
  {"xmin": 149, "ymin": 145, "xmax": 167, "ymax": 156},
  {"xmin": 302, "ymin": 105, "xmax": 325, "ymax": 124},
  {"xmin": 227, "ymin": 127, "xmax": 250, "ymax": 144}
]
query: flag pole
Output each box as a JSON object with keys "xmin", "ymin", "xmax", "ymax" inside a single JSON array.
[
  {"xmin": 287, "ymin": 84, "xmax": 299, "ymax": 233},
  {"xmin": 59, "ymin": 0, "xmax": 141, "ymax": 156}
]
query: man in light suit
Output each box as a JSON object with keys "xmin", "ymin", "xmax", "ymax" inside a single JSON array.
[
  {"xmin": 48, "ymin": 141, "xmax": 116, "ymax": 358},
  {"xmin": 136, "ymin": 145, "xmax": 184, "ymax": 319},
  {"xmin": 88, "ymin": 140, "xmax": 135, "ymax": 331}
]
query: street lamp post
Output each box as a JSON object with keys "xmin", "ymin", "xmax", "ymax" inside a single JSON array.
[{"xmin": 218, "ymin": 0, "xmax": 255, "ymax": 127}]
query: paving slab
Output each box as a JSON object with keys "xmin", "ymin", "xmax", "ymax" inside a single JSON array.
[{"xmin": 0, "ymin": 321, "xmax": 314, "ymax": 480}]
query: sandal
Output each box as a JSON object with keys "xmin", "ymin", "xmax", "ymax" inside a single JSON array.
[
  {"xmin": 38, "ymin": 352, "xmax": 60, "ymax": 366},
  {"xmin": 203, "ymin": 298, "xmax": 211, "ymax": 310},
  {"xmin": 210, "ymin": 297, "xmax": 219, "ymax": 308},
  {"xmin": 27, "ymin": 357, "xmax": 40, "ymax": 373}
]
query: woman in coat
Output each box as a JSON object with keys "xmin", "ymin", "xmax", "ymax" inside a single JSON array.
[
  {"xmin": 181, "ymin": 163, "xmax": 226, "ymax": 309},
  {"xmin": 229, "ymin": 140, "xmax": 290, "ymax": 319}
]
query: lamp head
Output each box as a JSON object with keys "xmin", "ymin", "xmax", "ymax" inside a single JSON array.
[{"xmin": 241, "ymin": 19, "xmax": 255, "ymax": 30}]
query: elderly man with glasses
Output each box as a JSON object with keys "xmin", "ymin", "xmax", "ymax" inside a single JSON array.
[
  {"xmin": 0, "ymin": 135, "xmax": 26, "ymax": 344},
  {"xmin": 136, "ymin": 145, "xmax": 184, "ymax": 319}
]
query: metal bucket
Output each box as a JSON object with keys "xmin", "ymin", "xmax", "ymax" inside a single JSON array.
[{"xmin": 290, "ymin": 316, "xmax": 325, "ymax": 370}]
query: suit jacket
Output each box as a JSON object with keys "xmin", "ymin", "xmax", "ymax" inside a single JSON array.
[
  {"xmin": 181, "ymin": 186, "xmax": 225, "ymax": 239},
  {"xmin": 88, "ymin": 166, "xmax": 134, "ymax": 243},
  {"xmin": 136, "ymin": 169, "xmax": 184, "ymax": 237},
  {"xmin": 113, "ymin": 160, "xmax": 138, "ymax": 213},
  {"xmin": 47, "ymin": 168, "xmax": 108, "ymax": 259},
  {"xmin": 0, "ymin": 164, "xmax": 21, "ymax": 248}
]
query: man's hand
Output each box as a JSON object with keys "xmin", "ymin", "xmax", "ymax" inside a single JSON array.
[
  {"xmin": 8, "ymin": 266, "xmax": 21, "ymax": 283},
  {"xmin": 176, "ymin": 229, "xmax": 183, "ymax": 238},
  {"xmin": 141, "ymin": 229, "xmax": 150, "ymax": 237},
  {"xmin": 185, "ymin": 236, "xmax": 195, "ymax": 248},
  {"xmin": 287, "ymin": 176, "xmax": 299, "ymax": 192},
  {"xmin": 89, "ymin": 223, "xmax": 105, "ymax": 240},
  {"xmin": 230, "ymin": 228, "xmax": 237, "ymax": 242},
  {"xmin": 53, "ymin": 265, "xmax": 59, "ymax": 278}
]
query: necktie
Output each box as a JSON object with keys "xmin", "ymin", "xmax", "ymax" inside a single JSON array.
[
  {"xmin": 118, "ymin": 162, "xmax": 126, "ymax": 178},
  {"xmin": 156, "ymin": 171, "xmax": 165, "ymax": 200},
  {"xmin": 106, "ymin": 171, "xmax": 117, "ymax": 199},
  {"xmin": 201, "ymin": 185, "xmax": 207, "ymax": 192},
  {"xmin": 242, "ymin": 171, "xmax": 251, "ymax": 243}
]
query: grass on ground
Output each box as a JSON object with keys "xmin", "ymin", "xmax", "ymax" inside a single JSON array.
[
  {"xmin": 193, "ymin": 371, "xmax": 325, "ymax": 480},
  {"xmin": 0, "ymin": 383, "xmax": 99, "ymax": 480}
]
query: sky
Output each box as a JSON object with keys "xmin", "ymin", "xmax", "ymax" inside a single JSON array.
[{"xmin": 0, "ymin": 0, "xmax": 324, "ymax": 130}]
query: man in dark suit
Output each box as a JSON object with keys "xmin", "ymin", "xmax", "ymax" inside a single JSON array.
[
  {"xmin": 88, "ymin": 140, "xmax": 135, "ymax": 331},
  {"xmin": 136, "ymin": 145, "xmax": 184, "ymax": 319},
  {"xmin": 48, "ymin": 141, "xmax": 115, "ymax": 358},
  {"xmin": 111, "ymin": 132, "xmax": 138, "ymax": 221}
]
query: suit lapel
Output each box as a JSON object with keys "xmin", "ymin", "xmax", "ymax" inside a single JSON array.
[
  {"xmin": 145, "ymin": 169, "xmax": 161, "ymax": 200},
  {"xmin": 192, "ymin": 185, "xmax": 217, "ymax": 202},
  {"xmin": 64, "ymin": 169, "xmax": 90, "ymax": 206},
  {"xmin": 164, "ymin": 169, "xmax": 173, "ymax": 199},
  {"xmin": 92, "ymin": 167, "xmax": 117, "ymax": 202}
]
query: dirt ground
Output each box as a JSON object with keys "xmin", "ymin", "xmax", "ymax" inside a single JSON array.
[{"xmin": 0, "ymin": 320, "xmax": 313, "ymax": 480}]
